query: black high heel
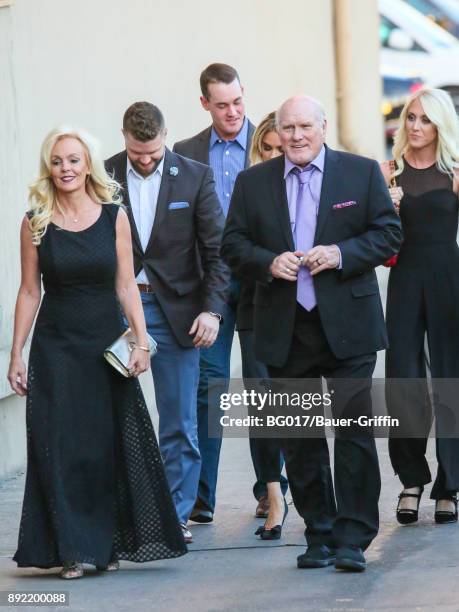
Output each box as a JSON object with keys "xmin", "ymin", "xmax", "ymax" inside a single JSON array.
[
  {"xmin": 435, "ymin": 495, "xmax": 458, "ymax": 524},
  {"xmin": 255, "ymin": 498, "xmax": 288, "ymax": 540},
  {"xmin": 396, "ymin": 487, "xmax": 424, "ymax": 524}
]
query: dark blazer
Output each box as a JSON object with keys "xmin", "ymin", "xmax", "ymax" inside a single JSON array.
[
  {"xmin": 221, "ymin": 147, "xmax": 403, "ymax": 367},
  {"xmin": 105, "ymin": 148, "xmax": 230, "ymax": 348},
  {"xmin": 173, "ymin": 119, "xmax": 256, "ymax": 331},
  {"xmin": 173, "ymin": 120, "xmax": 255, "ymax": 167}
]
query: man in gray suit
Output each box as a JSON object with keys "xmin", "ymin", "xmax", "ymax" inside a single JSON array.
[
  {"xmin": 106, "ymin": 101, "xmax": 229, "ymax": 543},
  {"xmin": 174, "ymin": 64, "xmax": 287, "ymax": 523}
]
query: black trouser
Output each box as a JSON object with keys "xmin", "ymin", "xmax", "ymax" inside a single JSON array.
[
  {"xmin": 267, "ymin": 305, "xmax": 380, "ymax": 551},
  {"xmin": 239, "ymin": 329, "xmax": 289, "ymax": 498},
  {"xmin": 386, "ymin": 267, "xmax": 459, "ymax": 498}
]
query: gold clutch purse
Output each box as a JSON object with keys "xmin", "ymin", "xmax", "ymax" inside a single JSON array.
[{"xmin": 104, "ymin": 328, "xmax": 157, "ymax": 377}]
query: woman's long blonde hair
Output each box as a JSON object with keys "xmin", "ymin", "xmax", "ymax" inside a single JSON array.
[
  {"xmin": 28, "ymin": 126, "xmax": 121, "ymax": 245},
  {"xmin": 249, "ymin": 111, "xmax": 277, "ymax": 166},
  {"xmin": 392, "ymin": 87, "xmax": 459, "ymax": 179}
]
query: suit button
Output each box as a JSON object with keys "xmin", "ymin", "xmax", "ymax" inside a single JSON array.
[{"xmin": 341, "ymin": 339, "xmax": 347, "ymax": 344}]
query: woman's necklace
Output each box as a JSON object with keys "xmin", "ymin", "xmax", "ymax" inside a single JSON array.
[
  {"xmin": 62, "ymin": 212, "xmax": 80, "ymax": 225},
  {"xmin": 61, "ymin": 207, "xmax": 86, "ymax": 225}
]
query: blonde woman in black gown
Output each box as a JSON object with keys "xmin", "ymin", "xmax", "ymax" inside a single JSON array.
[
  {"xmin": 7, "ymin": 126, "xmax": 186, "ymax": 579},
  {"xmin": 382, "ymin": 88, "xmax": 459, "ymax": 526}
]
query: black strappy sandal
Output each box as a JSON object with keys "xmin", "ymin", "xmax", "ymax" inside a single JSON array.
[
  {"xmin": 396, "ymin": 487, "xmax": 424, "ymax": 525},
  {"xmin": 435, "ymin": 495, "xmax": 458, "ymax": 524}
]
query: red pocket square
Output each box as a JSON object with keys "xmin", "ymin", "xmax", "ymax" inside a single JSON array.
[{"xmin": 332, "ymin": 200, "xmax": 357, "ymax": 209}]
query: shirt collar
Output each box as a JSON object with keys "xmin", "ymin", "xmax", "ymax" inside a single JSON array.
[
  {"xmin": 283, "ymin": 144, "xmax": 326, "ymax": 179},
  {"xmin": 210, "ymin": 116, "xmax": 249, "ymax": 150},
  {"xmin": 127, "ymin": 155, "xmax": 164, "ymax": 181}
]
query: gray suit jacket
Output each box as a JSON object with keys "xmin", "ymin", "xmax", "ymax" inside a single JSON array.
[
  {"xmin": 173, "ymin": 120, "xmax": 256, "ymax": 330},
  {"xmin": 105, "ymin": 148, "xmax": 230, "ymax": 347},
  {"xmin": 173, "ymin": 120, "xmax": 255, "ymax": 167}
]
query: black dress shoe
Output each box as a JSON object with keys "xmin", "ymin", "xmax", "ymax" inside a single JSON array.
[
  {"xmin": 396, "ymin": 487, "xmax": 424, "ymax": 525},
  {"xmin": 255, "ymin": 499, "xmax": 288, "ymax": 540},
  {"xmin": 297, "ymin": 545, "xmax": 336, "ymax": 568},
  {"xmin": 335, "ymin": 546, "xmax": 366, "ymax": 572},
  {"xmin": 435, "ymin": 495, "xmax": 458, "ymax": 524},
  {"xmin": 189, "ymin": 499, "xmax": 213, "ymax": 523}
]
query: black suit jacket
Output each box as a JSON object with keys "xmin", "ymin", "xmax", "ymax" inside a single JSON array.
[
  {"xmin": 173, "ymin": 120, "xmax": 256, "ymax": 330},
  {"xmin": 221, "ymin": 147, "xmax": 403, "ymax": 367},
  {"xmin": 105, "ymin": 148, "xmax": 229, "ymax": 348}
]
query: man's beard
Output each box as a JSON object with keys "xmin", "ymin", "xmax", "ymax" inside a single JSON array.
[{"xmin": 131, "ymin": 158, "xmax": 160, "ymax": 177}]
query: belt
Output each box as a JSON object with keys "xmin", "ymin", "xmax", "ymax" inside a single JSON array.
[{"xmin": 137, "ymin": 283, "xmax": 154, "ymax": 293}]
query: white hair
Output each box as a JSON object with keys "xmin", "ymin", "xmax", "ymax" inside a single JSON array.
[{"xmin": 275, "ymin": 95, "xmax": 326, "ymax": 130}]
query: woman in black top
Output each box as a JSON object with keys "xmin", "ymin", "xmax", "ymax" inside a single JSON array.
[{"xmin": 382, "ymin": 88, "xmax": 459, "ymax": 525}]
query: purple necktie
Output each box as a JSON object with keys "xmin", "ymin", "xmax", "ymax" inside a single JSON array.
[{"xmin": 292, "ymin": 166, "xmax": 317, "ymax": 311}]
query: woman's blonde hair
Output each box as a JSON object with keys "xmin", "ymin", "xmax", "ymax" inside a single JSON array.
[
  {"xmin": 249, "ymin": 111, "xmax": 277, "ymax": 166},
  {"xmin": 28, "ymin": 126, "xmax": 121, "ymax": 245},
  {"xmin": 392, "ymin": 87, "xmax": 459, "ymax": 179}
]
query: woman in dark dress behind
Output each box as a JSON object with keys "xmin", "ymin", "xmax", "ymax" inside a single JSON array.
[
  {"xmin": 7, "ymin": 126, "xmax": 187, "ymax": 579},
  {"xmin": 382, "ymin": 88, "xmax": 459, "ymax": 526},
  {"xmin": 246, "ymin": 113, "xmax": 289, "ymax": 539}
]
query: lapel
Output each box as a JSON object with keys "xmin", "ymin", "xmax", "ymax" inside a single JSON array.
[
  {"xmin": 314, "ymin": 146, "xmax": 340, "ymax": 244},
  {"xmin": 270, "ymin": 156, "xmax": 295, "ymax": 251},
  {"xmin": 115, "ymin": 151, "xmax": 142, "ymax": 252},
  {"xmin": 195, "ymin": 127, "xmax": 211, "ymax": 164},
  {"xmin": 144, "ymin": 148, "xmax": 175, "ymax": 254},
  {"xmin": 198, "ymin": 118, "xmax": 254, "ymax": 167},
  {"xmin": 244, "ymin": 120, "xmax": 255, "ymax": 169}
]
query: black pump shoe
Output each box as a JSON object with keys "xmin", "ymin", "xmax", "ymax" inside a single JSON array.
[
  {"xmin": 255, "ymin": 498, "xmax": 288, "ymax": 540},
  {"xmin": 435, "ymin": 495, "xmax": 458, "ymax": 524},
  {"xmin": 396, "ymin": 487, "xmax": 424, "ymax": 524}
]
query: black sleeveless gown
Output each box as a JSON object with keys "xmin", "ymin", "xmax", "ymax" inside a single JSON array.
[
  {"xmin": 14, "ymin": 204, "xmax": 187, "ymax": 568},
  {"xmin": 385, "ymin": 160, "xmax": 459, "ymax": 499}
]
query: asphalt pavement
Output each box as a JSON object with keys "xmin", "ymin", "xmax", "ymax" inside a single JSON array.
[
  {"xmin": 1, "ymin": 271, "xmax": 459, "ymax": 611},
  {"xmin": 1, "ymin": 425, "xmax": 458, "ymax": 611}
]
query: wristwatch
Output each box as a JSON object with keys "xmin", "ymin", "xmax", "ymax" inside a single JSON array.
[{"xmin": 207, "ymin": 311, "xmax": 223, "ymax": 323}]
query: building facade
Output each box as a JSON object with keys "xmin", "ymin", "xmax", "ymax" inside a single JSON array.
[{"xmin": 0, "ymin": 0, "xmax": 383, "ymax": 478}]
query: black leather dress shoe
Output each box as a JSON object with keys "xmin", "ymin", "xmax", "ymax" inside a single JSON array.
[
  {"xmin": 297, "ymin": 545, "xmax": 336, "ymax": 568},
  {"xmin": 189, "ymin": 499, "xmax": 213, "ymax": 523},
  {"xmin": 335, "ymin": 546, "xmax": 366, "ymax": 572}
]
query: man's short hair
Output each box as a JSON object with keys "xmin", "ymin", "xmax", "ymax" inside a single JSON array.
[
  {"xmin": 200, "ymin": 63, "xmax": 240, "ymax": 100},
  {"xmin": 123, "ymin": 102, "xmax": 165, "ymax": 142}
]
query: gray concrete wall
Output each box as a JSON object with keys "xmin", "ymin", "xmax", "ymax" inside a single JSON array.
[{"xmin": 0, "ymin": 4, "xmax": 27, "ymax": 479}]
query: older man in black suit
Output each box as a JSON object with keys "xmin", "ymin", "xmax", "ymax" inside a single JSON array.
[
  {"xmin": 222, "ymin": 95, "xmax": 402, "ymax": 571},
  {"xmin": 106, "ymin": 102, "xmax": 229, "ymax": 543}
]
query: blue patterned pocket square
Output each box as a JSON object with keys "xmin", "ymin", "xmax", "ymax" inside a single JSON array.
[{"xmin": 169, "ymin": 201, "xmax": 190, "ymax": 210}]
